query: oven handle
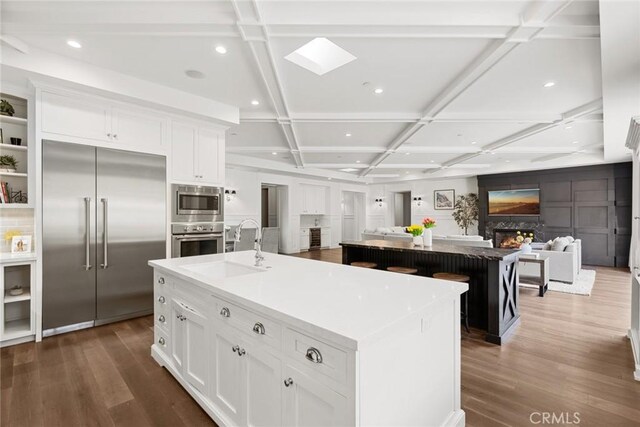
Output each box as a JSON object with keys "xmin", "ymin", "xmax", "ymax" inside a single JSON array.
[{"xmin": 173, "ymin": 233, "xmax": 223, "ymax": 242}]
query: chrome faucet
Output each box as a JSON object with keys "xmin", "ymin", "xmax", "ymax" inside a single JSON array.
[{"xmin": 234, "ymin": 219, "xmax": 264, "ymax": 267}]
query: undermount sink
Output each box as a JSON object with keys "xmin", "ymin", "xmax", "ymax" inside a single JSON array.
[{"xmin": 181, "ymin": 261, "xmax": 265, "ymax": 280}]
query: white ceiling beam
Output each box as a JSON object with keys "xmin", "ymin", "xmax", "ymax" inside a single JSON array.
[{"xmin": 0, "ymin": 35, "xmax": 30, "ymax": 54}]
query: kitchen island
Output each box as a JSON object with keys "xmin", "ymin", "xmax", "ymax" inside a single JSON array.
[
  {"xmin": 149, "ymin": 251, "xmax": 467, "ymax": 427},
  {"xmin": 340, "ymin": 240, "xmax": 521, "ymax": 345}
]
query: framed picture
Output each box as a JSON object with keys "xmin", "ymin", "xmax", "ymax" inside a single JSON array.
[
  {"xmin": 11, "ymin": 235, "xmax": 32, "ymax": 253},
  {"xmin": 434, "ymin": 189, "xmax": 455, "ymax": 210},
  {"xmin": 488, "ymin": 189, "xmax": 540, "ymax": 216}
]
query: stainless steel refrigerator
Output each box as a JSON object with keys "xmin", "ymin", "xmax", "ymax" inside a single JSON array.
[{"xmin": 42, "ymin": 141, "xmax": 166, "ymax": 336}]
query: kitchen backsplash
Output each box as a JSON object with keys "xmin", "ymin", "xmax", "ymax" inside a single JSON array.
[
  {"xmin": 0, "ymin": 208, "xmax": 35, "ymax": 253},
  {"xmin": 300, "ymin": 215, "xmax": 330, "ymax": 228}
]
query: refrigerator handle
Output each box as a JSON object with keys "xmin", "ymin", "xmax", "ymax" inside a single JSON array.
[
  {"xmin": 83, "ymin": 197, "xmax": 93, "ymax": 271},
  {"xmin": 101, "ymin": 198, "xmax": 109, "ymax": 269}
]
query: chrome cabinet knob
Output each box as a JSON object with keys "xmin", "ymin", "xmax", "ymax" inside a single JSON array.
[
  {"xmin": 232, "ymin": 345, "xmax": 240, "ymax": 353},
  {"xmin": 158, "ymin": 277, "xmax": 165, "ymax": 285},
  {"xmin": 220, "ymin": 307, "xmax": 230, "ymax": 318},
  {"xmin": 238, "ymin": 348, "xmax": 246, "ymax": 357},
  {"xmin": 252, "ymin": 322, "xmax": 265, "ymax": 335},
  {"xmin": 107, "ymin": 133, "xmax": 112, "ymax": 138},
  {"xmin": 284, "ymin": 378, "xmax": 293, "ymax": 387},
  {"xmin": 305, "ymin": 347, "xmax": 323, "ymax": 364},
  {"xmin": 158, "ymin": 296, "xmax": 166, "ymax": 304},
  {"xmin": 158, "ymin": 337, "xmax": 166, "ymax": 345},
  {"xmin": 158, "ymin": 315, "xmax": 165, "ymax": 323}
]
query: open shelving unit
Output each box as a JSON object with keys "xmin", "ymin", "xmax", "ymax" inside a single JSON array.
[
  {"xmin": 0, "ymin": 93, "xmax": 30, "ymax": 207},
  {"xmin": 0, "ymin": 259, "xmax": 35, "ymax": 345}
]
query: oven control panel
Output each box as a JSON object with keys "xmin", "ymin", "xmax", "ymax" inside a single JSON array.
[{"xmin": 171, "ymin": 222, "xmax": 224, "ymax": 235}]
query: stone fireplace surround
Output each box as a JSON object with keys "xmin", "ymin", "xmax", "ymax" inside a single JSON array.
[{"xmin": 484, "ymin": 221, "xmax": 545, "ymax": 247}]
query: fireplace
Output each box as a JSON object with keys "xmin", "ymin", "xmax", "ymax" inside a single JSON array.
[{"xmin": 494, "ymin": 229, "xmax": 535, "ymax": 249}]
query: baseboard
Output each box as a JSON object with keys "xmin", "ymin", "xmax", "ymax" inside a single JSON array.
[
  {"xmin": 443, "ymin": 409, "xmax": 465, "ymax": 427},
  {"xmin": 629, "ymin": 329, "xmax": 640, "ymax": 381}
]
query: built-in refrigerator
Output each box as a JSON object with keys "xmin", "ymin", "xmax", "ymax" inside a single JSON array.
[{"xmin": 42, "ymin": 141, "xmax": 166, "ymax": 336}]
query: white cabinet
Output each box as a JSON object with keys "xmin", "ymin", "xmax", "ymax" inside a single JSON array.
[
  {"xmin": 300, "ymin": 228, "xmax": 310, "ymax": 251},
  {"xmin": 283, "ymin": 364, "xmax": 349, "ymax": 427},
  {"xmin": 171, "ymin": 122, "xmax": 225, "ymax": 186},
  {"xmin": 211, "ymin": 325, "xmax": 244, "ymax": 425},
  {"xmin": 321, "ymin": 228, "xmax": 331, "ymax": 248},
  {"xmin": 243, "ymin": 340, "xmax": 282, "ymax": 426},
  {"xmin": 171, "ymin": 298, "xmax": 209, "ymax": 395},
  {"xmin": 300, "ymin": 185, "xmax": 328, "ymax": 215},
  {"xmin": 40, "ymin": 90, "xmax": 167, "ymax": 152}
]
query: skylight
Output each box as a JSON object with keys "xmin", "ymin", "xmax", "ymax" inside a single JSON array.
[{"xmin": 285, "ymin": 38, "xmax": 356, "ymax": 76}]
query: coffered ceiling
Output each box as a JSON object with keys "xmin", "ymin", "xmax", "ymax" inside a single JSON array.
[{"xmin": 0, "ymin": 0, "xmax": 633, "ymax": 183}]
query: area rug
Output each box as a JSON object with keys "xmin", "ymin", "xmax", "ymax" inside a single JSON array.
[{"xmin": 521, "ymin": 269, "xmax": 596, "ymax": 296}]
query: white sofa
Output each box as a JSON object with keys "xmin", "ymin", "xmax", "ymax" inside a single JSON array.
[
  {"xmin": 361, "ymin": 228, "xmax": 493, "ymax": 248},
  {"xmin": 520, "ymin": 238, "xmax": 582, "ymax": 283}
]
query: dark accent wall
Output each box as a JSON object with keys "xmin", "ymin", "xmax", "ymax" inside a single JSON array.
[{"xmin": 477, "ymin": 163, "xmax": 633, "ymax": 267}]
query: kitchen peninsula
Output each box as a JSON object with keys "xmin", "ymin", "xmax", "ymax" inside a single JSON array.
[
  {"xmin": 341, "ymin": 240, "xmax": 521, "ymax": 345},
  {"xmin": 149, "ymin": 251, "xmax": 467, "ymax": 427}
]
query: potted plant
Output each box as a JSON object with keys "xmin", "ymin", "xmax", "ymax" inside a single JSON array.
[
  {"xmin": 405, "ymin": 224, "xmax": 424, "ymax": 246},
  {"xmin": 452, "ymin": 193, "xmax": 479, "ymax": 235},
  {"xmin": 421, "ymin": 217, "xmax": 436, "ymax": 246},
  {"xmin": 0, "ymin": 99, "xmax": 15, "ymax": 117},
  {"xmin": 0, "ymin": 155, "xmax": 18, "ymax": 172}
]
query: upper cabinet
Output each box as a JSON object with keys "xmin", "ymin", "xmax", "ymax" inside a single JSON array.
[
  {"xmin": 300, "ymin": 184, "xmax": 328, "ymax": 215},
  {"xmin": 170, "ymin": 122, "xmax": 225, "ymax": 187},
  {"xmin": 40, "ymin": 90, "xmax": 167, "ymax": 153}
]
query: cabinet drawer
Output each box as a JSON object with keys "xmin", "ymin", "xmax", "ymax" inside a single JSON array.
[
  {"xmin": 213, "ymin": 297, "xmax": 282, "ymax": 350},
  {"xmin": 284, "ymin": 329, "xmax": 348, "ymax": 384},
  {"xmin": 154, "ymin": 326, "xmax": 169, "ymax": 355}
]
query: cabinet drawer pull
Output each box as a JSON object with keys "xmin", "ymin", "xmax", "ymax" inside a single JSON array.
[
  {"xmin": 158, "ymin": 315, "xmax": 165, "ymax": 323},
  {"xmin": 305, "ymin": 347, "xmax": 323, "ymax": 364},
  {"xmin": 238, "ymin": 348, "xmax": 246, "ymax": 357},
  {"xmin": 232, "ymin": 345, "xmax": 240, "ymax": 353},
  {"xmin": 158, "ymin": 277, "xmax": 165, "ymax": 285},
  {"xmin": 158, "ymin": 337, "xmax": 166, "ymax": 346},
  {"xmin": 284, "ymin": 378, "xmax": 293, "ymax": 387},
  {"xmin": 158, "ymin": 296, "xmax": 166, "ymax": 304},
  {"xmin": 220, "ymin": 307, "xmax": 230, "ymax": 318},
  {"xmin": 252, "ymin": 322, "xmax": 265, "ymax": 335}
]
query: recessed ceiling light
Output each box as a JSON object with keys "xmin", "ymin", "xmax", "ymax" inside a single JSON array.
[
  {"xmin": 340, "ymin": 168, "xmax": 358, "ymax": 172},
  {"xmin": 67, "ymin": 40, "xmax": 82, "ymax": 49},
  {"xmin": 405, "ymin": 152, "xmax": 411, "ymax": 155},
  {"xmin": 405, "ymin": 171, "xmax": 410, "ymax": 174},
  {"xmin": 430, "ymin": 160, "xmax": 434, "ymax": 163},
  {"xmin": 471, "ymin": 141, "xmax": 477, "ymax": 145},
  {"xmin": 543, "ymin": 81, "xmax": 556, "ymax": 88},
  {"xmin": 185, "ymin": 69, "xmax": 206, "ymax": 79},
  {"xmin": 355, "ymin": 160, "xmax": 361, "ymax": 163},
  {"xmin": 490, "ymin": 151, "xmax": 496, "ymax": 155},
  {"xmin": 251, "ymin": 100, "xmax": 260, "ymax": 106},
  {"xmin": 345, "ymin": 133, "xmax": 351, "ymax": 137},
  {"xmin": 374, "ymin": 88, "xmax": 384, "ymax": 94},
  {"xmin": 565, "ymin": 125, "xmax": 573, "ymax": 129},
  {"xmin": 505, "ymin": 160, "xmax": 511, "ymax": 163},
  {"xmin": 328, "ymin": 177, "xmax": 332, "ymax": 180},
  {"xmin": 271, "ymin": 152, "xmax": 277, "ymax": 155},
  {"xmin": 285, "ymin": 37, "xmax": 356, "ymax": 76},
  {"xmin": 572, "ymin": 141, "xmax": 579, "ymax": 144},
  {"xmin": 215, "ymin": 45, "xmax": 227, "ymax": 55}
]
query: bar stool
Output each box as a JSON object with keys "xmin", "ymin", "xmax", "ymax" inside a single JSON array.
[
  {"xmin": 351, "ymin": 262, "xmax": 377, "ymax": 269},
  {"xmin": 387, "ymin": 266, "xmax": 418, "ymax": 275},
  {"xmin": 433, "ymin": 272, "xmax": 470, "ymax": 333}
]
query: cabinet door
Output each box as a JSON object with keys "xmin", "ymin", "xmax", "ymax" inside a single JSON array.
[
  {"xmin": 300, "ymin": 232, "xmax": 310, "ymax": 250},
  {"xmin": 197, "ymin": 128, "xmax": 224, "ymax": 185},
  {"xmin": 283, "ymin": 364, "xmax": 349, "ymax": 427},
  {"xmin": 170, "ymin": 301, "xmax": 184, "ymax": 372},
  {"xmin": 316, "ymin": 187, "xmax": 326, "ymax": 215},
  {"xmin": 111, "ymin": 107, "xmax": 166, "ymax": 151},
  {"xmin": 210, "ymin": 326, "xmax": 244, "ymax": 425},
  {"xmin": 41, "ymin": 91, "xmax": 111, "ymax": 142},
  {"xmin": 183, "ymin": 305, "xmax": 209, "ymax": 394},
  {"xmin": 171, "ymin": 122, "xmax": 197, "ymax": 182},
  {"xmin": 243, "ymin": 343, "xmax": 282, "ymax": 427}
]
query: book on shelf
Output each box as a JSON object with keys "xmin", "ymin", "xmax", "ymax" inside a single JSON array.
[{"xmin": 1, "ymin": 181, "xmax": 9, "ymax": 203}]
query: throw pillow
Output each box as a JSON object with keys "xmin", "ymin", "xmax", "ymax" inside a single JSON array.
[
  {"xmin": 564, "ymin": 244, "xmax": 575, "ymax": 253},
  {"xmin": 543, "ymin": 240, "xmax": 553, "ymax": 250},
  {"xmin": 565, "ymin": 236, "xmax": 575, "ymax": 243},
  {"xmin": 551, "ymin": 237, "xmax": 570, "ymax": 252}
]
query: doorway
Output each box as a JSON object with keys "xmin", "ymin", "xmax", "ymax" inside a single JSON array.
[
  {"xmin": 342, "ymin": 191, "xmax": 366, "ymax": 241},
  {"xmin": 261, "ymin": 185, "xmax": 279, "ymax": 227},
  {"xmin": 393, "ymin": 191, "xmax": 411, "ymax": 226},
  {"xmin": 261, "ymin": 183, "xmax": 289, "ymax": 253}
]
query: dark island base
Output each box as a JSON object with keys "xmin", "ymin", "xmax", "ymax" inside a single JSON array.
[{"xmin": 341, "ymin": 240, "xmax": 521, "ymax": 345}]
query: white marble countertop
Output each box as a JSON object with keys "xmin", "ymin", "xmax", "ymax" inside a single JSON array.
[
  {"xmin": 0, "ymin": 252, "xmax": 37, "ymax": 263},
  {"xmin": 149, "ymin": 251, "xmax": 467, "ymax": 349}
]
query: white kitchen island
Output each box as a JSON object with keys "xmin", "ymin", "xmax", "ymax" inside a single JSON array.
[{"xmin": 149, "ymin": 251, "xmax": 467, "ymax": 427}]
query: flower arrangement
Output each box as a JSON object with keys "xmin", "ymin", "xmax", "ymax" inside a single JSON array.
[
  {"xmin": 516, "ymin": 231, "xmax": 534, "ymax": 245},
  {"xmin": 4, "ymin": 229, "xmax": 21, "ymax": 242},
  {"xmin": 405, "ymin": 224, "xmax": 424, "ymax": 237},
  {"xmin": 422, "ymin": 217, "xmax": 436, "ymax": 229}
]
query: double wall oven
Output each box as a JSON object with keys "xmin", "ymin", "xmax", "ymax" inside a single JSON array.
[{"xmin": 171, "ymin": 184, "xmax": 224, "ymax": 258}]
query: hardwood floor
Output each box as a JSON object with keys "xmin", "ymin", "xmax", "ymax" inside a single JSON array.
[{"xmin": 1, "ymin": 248, "xmax": 639, "ymax": 426}]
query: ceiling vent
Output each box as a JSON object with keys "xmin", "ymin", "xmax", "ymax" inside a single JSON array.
[{"xmin": 285, "ymin": 38, "xmax": 356, "ymax": 76}]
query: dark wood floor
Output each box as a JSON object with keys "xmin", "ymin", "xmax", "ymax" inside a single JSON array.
[{"xmin": 2, "ymin": 248, "xmax": 639, "ymax": 426}]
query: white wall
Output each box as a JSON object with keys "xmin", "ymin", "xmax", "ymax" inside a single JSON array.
[
  {"xmin": 225, "ymin": 168, "xmax": 367, "ymax": 253},
  {"xmin": 366, "ymin": 177, "xmax": 479, "ymax": 236}
]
